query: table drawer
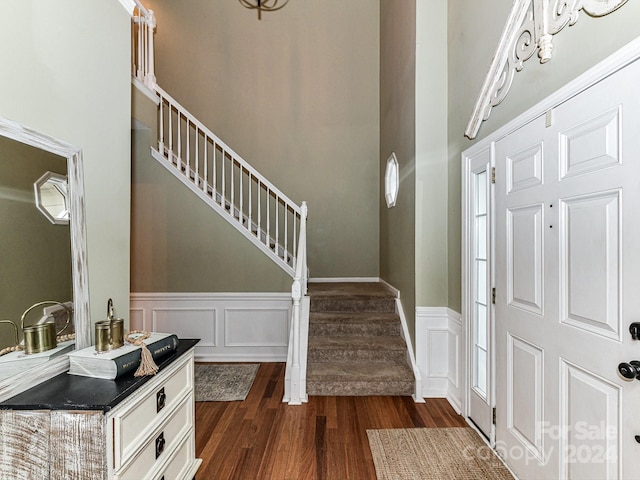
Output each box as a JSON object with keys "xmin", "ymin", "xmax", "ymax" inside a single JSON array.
[
  {"xmin": 112, "ymin": 354, "xmax": 194, "ymax": 468},
  {"xmin": 114, "ymin": 393, "xmax": 194, "ymax": 480},
  {"xmin": 152, "ymin": 431, "xmax": 197, "ymax": 480}
]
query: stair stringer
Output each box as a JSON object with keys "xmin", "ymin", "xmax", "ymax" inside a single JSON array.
[
  {"xmin": 151, "ymin": 147, "xmax": 295, "ymax": 277},
  {"xmin": 394, "ymin": 296, "xmax": 425, "ymax": 403}
]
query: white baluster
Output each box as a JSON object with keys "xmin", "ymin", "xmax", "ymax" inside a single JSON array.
[
  {"xmin": 145, "ymin": 10, "xmax": 156, "ymax": 88},
  {"xmin": 136, "ymin": 11, "xmax": 143, "ymax": 80},
  {"xmin": 231, "ymin": 157, "xmax": 235, "ymax": 215},
  {"xmin": 221, "ymin": 149, "xmax": 226, "ymax": 207},
  {"xmin": 177, "ymin": 112, "xmax": 182, "ymax": 170},
  {"xmin": 266, "ymin": 188, "xmax": 270, "ymax": 247},
  {"xmin": 158, "ymin": 97, "xmax": 164, "ymax": 154},
  {"xmin": 248, "ymin": 173, "xmax": 253, "ymax": 233},
  {"xmin": 194, "ymin": 126, "xmax": 199, "ymax": 182},
  {"xmin": 203, "ymin": 136, "xmax": 208, "ymax": 194},
  {"xmin": 168, "ymin": 103, "xmax": 173, "ymax": 163},
  {"xmin": 275, "ymin": 197, "xmax": 280, "ymax": 258},
  {"xmin": 239, "ymin": 166, "xmax": 244, "ymax": 227}
]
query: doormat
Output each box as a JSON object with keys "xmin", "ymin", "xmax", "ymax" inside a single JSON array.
[
  {"xmin": 367, "ymin": 427, "xmax": 514, "ymax": 480},
  {"xmin": 194, "ymin": 363, "xmax": 259, "ymax": 402}
]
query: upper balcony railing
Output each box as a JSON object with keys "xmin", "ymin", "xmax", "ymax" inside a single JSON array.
[{"xmin": 131, "ymin": 3, "xmax": 156, "ymax": 89}]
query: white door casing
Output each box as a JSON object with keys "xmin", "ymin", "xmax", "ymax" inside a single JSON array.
[{"xmin": 494, "ymin": 57, "xmax": 640, "ymax": 479}]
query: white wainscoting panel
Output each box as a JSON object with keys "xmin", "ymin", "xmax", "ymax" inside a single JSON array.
[
  {"xmin": 416, "ymin": 307, "xmax": 463, "ymax": 412},
  {"xmin": 130, "ymin": 293, "xmax": 291, "ymax": 362}
]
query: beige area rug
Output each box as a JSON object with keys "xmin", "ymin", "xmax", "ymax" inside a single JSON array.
[
  {"xmin": 367, "ymin": 427, "xmax": 514, "ymax": 480},
  {"xmin": 194, "ymin": 363, "xmax": 259, "ymax": 401}
]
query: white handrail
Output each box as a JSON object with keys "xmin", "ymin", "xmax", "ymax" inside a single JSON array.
[{"xmin": 155, "ymin": 85, "xmax": 304, "ymax": 276}]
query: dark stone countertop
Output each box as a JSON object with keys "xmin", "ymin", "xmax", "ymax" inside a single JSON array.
[{"xmin": 0, "ymin": 339, "xmax": 199, "ymax": 413}]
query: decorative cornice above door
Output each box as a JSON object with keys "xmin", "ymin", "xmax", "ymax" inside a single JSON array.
[{"xmin": 465, "ymin": 0, "xmax": 629, "ymax": 140}]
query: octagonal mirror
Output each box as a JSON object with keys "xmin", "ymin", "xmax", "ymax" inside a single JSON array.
[{"xmin": 34, "ymin": 171, "xmax": 69, "ymax": 225}]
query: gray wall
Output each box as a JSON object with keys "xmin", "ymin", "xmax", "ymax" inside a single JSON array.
[
  {"xmin": 131, "ymin": 111, "xmax": 291, "ymax": 292},
  {"xmin": 379, "ymin": 1, "xmax": 416, "ymax": 337},
  {"xmin": 140, "ymin": 0, "xmax": 380, "ymax": 283},
  {"xmin": 446, "ymin": 0, "xmax": 640, "ymax": 312},
  {"xmin": 0, "ymin": 1, "xmax": 131, "ymax": 327}
]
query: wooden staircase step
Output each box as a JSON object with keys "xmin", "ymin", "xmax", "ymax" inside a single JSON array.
[
  {"xmin": 306, "ymin": 362, "xmax": 414, "ymax": 396},
  {"xmin": 308, "ymin": 336, "xmax": 407, "ymax": 363},
  {"xmin": 310, "ymin": 295, "xmax": 396, "ymax": 313},
  {"xmin": 309, "ymin": 312, "xmax": 401, "ymax": 336}
]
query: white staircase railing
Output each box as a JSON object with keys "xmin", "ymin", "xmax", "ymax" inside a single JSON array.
[
  {"xmin": 154, "ymin": 86, "xmax": 303, "ymax": 277},
  {"xmin": 129, "ymin": 2, "xmax": 309, "ymax": 403},
  {"xmin": 131, "ymin": 3, "xmax": 156, "ymax": 89}
]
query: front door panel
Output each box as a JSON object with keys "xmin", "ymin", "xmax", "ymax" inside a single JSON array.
[{"xmin": 494, "ymin": 58, "xmax": 640, "ymax": 479}]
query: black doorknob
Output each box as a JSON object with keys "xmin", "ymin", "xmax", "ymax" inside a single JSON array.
[
  {"xmin": 618, "ymin": 361, "xmax": 640, "ymax": 380},
  {"xmin": 630, "ymin": 323, "xmax": 640, "ymax": 340}
]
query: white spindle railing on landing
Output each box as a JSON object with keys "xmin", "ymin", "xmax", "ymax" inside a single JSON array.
[
  {"xmin": 155, "ymin": 86, "xmax": 303, "ymax": 277},
  {"xmin": 131, "ymin": 3, "xmax": 156, "ymax": 89},
  {"xmin": 129, "ymin": 3, "xmax": 309, "ymax": 403}
]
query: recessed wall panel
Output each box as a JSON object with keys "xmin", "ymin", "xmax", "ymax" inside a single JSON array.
[
  {"xmin": 225, "ymin": 308, "xmax": 289, "ymax": 347},
  {"xmin": 559, "ymin": 360, "xmax": 620, "ymax": 480},
  {"xmin": 507, "ymin": 334, "xmax": 544, "ymax": 461},
  {"xmin": 507, "ymin": 204, "xmax": 544, "ymax": 315},
  {"xmin": 153, "ymin": 308, "xmax": 216, "ymax": 347},
  {"xmin": 560, "ymin": 191, "xmax": 620, "ymax": 339},
  {"xmin": 507, "ymin": 143, "xmax": 543, "ymax": 193},
  {"xmin": 560, "ymin": 107, "xmax": 621, "ymax": 180}
]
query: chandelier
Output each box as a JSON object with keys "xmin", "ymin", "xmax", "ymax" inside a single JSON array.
[{"xmin": 239, "ymin": 0, "xmax": 289, "ymax": 20}]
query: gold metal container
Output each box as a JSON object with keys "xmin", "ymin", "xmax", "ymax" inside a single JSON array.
[
  {"xmin": 20, "ymin": 300, "xmax": 71, "ymax": 355},
  {"xmin": 95, "ymin": 299, "xmax": 125, "ymax": 352},
  {"xmin": 94, "ymin": 318, "xmax": 124, "ymax": 352},
  {"xmin": 23, "ymin": 322, "xmax": 57, "ymax": 354}
]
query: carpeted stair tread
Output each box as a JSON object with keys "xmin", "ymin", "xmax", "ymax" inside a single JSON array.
[
  {"xmin": 307, "ymin": 361, "xmax": 413, "ymax": 379},
  {"xmin": 306, "ymin": 362, "xmax": 414, "ymax": 396},
  {"xmin": 310, "ymin": 295, "xmax": 396, "ymax": 313},
  {"xmin": 309, "ymin": 312, "xmax": 401, "ymax": 336},
  {"xmin": 308, "ymin": 282, "xmax": 396, "ymax": 297},
  {"xmin": 310, "ymin": 312, "xmax": 400, "ymax": 323},
  {"xmin": 308, "ymin": 335, "xmax": 406, "ymax": 350},
  {"xmin": 308, "ymin": 336, "xmax": 408, "ymax": 363}
]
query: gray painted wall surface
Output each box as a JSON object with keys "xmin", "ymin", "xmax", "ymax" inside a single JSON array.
[
  {"xmin": 140, "ymin": 0, "xmax": 380, "ymax": 282},
  {"xmin": 380, "ymin": 0, "xmax": 417, "ymax": 339},
  {"xmin": 0, "ymin": 1, "xmax": 131, "ymax": 330}
]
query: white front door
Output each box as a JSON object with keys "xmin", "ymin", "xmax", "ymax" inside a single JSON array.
[
  {"xmin": 494, "ymin": 57, "xmax": 640, "ymax": 479},
  {"xmin": 465, "ymin": 146, "xmax": 495, "ymax": 441}
]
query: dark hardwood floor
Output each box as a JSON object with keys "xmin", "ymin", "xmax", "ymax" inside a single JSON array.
[{"xmin": 195, "ymin": 363, "xmax": 467, "ymax": 479}]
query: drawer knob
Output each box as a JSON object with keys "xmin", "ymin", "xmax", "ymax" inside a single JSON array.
[
  {"xmin": 156, "ymin": 387, "xmax": 167, "ymax": 413},
  {"xmin": 155, "ymin": 432, "xmax": 166, "ymax": 459}
]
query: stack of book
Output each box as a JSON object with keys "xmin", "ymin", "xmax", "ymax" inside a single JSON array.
[
  {"xmin": 0, "ymin": 340, "xmax": 75, "ymax": 381},
  {"xmin": 67, "ymin": 332, "xmax": 179, "ymax": 380}
]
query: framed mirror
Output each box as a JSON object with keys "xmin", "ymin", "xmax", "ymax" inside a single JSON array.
[{"xmin": 0, "ymin": 117, "xmax": 90, "ymax": 403}]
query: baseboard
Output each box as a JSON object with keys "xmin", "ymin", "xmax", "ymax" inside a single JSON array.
[
  {"xmin": 130, "ymin": 292, "xmax": 292, "ymax": 362},
  {"xmin": 416, "ymin": 307, "xmax": 463, "ymax": 407}
]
